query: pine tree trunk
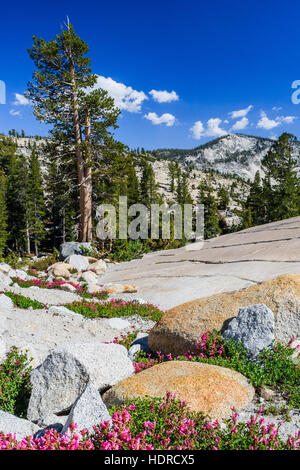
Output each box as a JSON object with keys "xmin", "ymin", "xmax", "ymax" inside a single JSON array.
[
  {"xmin": 26, "ymin": 224, "xmax": 30, "ymax": 255},
  {"xmin": 83, "ymin": 109, "xmax": 92, "ymax": 242},
  {"xmin": 69, "ymin": 62, "xmax": 85, "ymax": 242}
]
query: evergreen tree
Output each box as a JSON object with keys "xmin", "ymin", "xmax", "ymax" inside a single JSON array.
[
  {"xmin": 198, "ymin": 180, "xmax": 221, "ymax": 239},
  {"xmin": 27, "ymin": 21, "xmax": 120, "ymax": 242},
  {"xmin": 262, "ymin": 133, "xmax": 300, "ymax": 221},
  {"xmin": 217, "ymin": 186, "xmax": 230, "ymax": 210},
  {"xmin": 140, "ymin": 162, "xmax": 159, "ymax": 208},
  {"xmin": 26, "ymin": 149, "xmax": 46, "ymax": 255},
  {"xmin": 6, "ymin": 154, "xmax": 28, "ymax": 251}
]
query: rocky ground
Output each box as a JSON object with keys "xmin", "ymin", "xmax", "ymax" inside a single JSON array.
[{"xmin": 0, "ymin": 219, "xmax": 299, "ymax": 447}]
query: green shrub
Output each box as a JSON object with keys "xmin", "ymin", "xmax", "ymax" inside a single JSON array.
[
  {"xmin": 2, "ymin": 291, "xmax": 46, "ymax": 309},
  {"xmin": 30, "ymin": 254, "xmax": 57, "ymax": 271},
  {"xmin": 0, "ymin": 347, "xmax": 32, "ymax": 417}
]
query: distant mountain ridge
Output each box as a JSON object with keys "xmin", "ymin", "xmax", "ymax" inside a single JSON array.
[{"xmin": 152, "ymin": 133, "xmax": 300, "ymax": 181}]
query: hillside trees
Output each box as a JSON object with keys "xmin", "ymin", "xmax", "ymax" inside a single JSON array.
[
  {"xmin": 26, "ymin": 21, "xmax": 120, "ymax": 242},
  {"xmin": 261, "ymin": 132, "xmax": 300, "ymax": 221},
  {"xmin": 0, "ymin": 170, "xmax": 7, "ymax": 257},
  {"xmin": 26, "ymin": 149, "xmax": 46, "ymax": 256},
  {"xmin": 198, "ymin": 180, "xmax": 221, "ymax": 239}
]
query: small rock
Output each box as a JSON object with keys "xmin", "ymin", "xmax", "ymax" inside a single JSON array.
[
  {"xmin": 222, "ymin": 304, "xmax": 275, "ymax": 359},
  {"xmin": 86, "ymin": 284, "xmax": 104, "ymax": 294},
  {"xmin": 0, "ymin": 411, "xmax": 39, "ymax": 440},
  {"xmin": 0, "ymin": 294, "xmax": 14, "ymax": 311},
  {"xmin": 88, "ymin": 259, "xmax": 106, "ymax": 275},
  {"xmin": 257, "ymin": 386, "xmax": 276, "ymax": 400},
  {"xmin": 0, "ymin": 263, "xmax": 11, "ymax": 275},
  {"xmin": 106, "ymin": 318, "xmax": 131, "ymax": 330},
  {"xmin": 81, "ymin": 271, "xmax": 98, "ymax": 284},
  {"xmin": 66, "ymin": 255, "xmax": 89, "ymax": 273},
  {"xmin": 62, "ymin": 382, "xmax": 111, "ymax": 435},
  {"xmin": 48, "ymin": 306, "xmax": 81, "ymax": 319},
  {"xmin": 59, "ymin": 283, "xmax": 77, "ymax": 293},
  {"xmin": 48, "ymin": 262, "xmax": 73, "ymax": 278},
  {"xmin": 128, "ymin": 334, "xmax": 149, "ymax": 361}
]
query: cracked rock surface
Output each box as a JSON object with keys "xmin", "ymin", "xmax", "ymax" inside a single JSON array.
[{"xmin": 100, "ymin": 216, "xmax": 300, "ymax": 309}]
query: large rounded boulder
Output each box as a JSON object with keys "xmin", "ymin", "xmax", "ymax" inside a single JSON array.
[
  {"xmin": 102, "ymin": 361, "xmax": 254, "ymax": 420},
  {"xmin": 148, "ymin": 274, "xmax": 300, "ymax": 355}
]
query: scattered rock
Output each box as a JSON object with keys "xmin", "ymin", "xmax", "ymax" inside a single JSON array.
[
  {"xmin": 48, "ymin": 262, "xmax": 73, "ymax": 278},
  {"xmin": 0, "ymin": 263, "xmax": 11, "ymax": 275},
  {"xmin": 105, "ymin": 283, "xmax": 137, "ymax": 294},
  {"xmin": 257, "ymin": 386, "xmax": 276, "ymax": 400},
  {"xmin": 0, "ymin": 411, "xmax": 39, "ymax": 440},
  {"xmin": 81, "ymin": 271, "xmax": 98, "ymax": 284},
  {"xmin": 62, "ymin": 382, "xmax": 111, "ymax": 435},
  {"xmin": 58, "ymin": 283, "xmax": 78, "ymax": 293},
  {"xmin": 59, "ymin": 242, "xmax": 92, "ymax": 261},
  {"xmin": 88, "ymin": 259, "xmax": 107, "ymax": 275},
  {"xmin": 48, "ymin": 305, "xmax": 81, "ymax": 319},
  {"xmin": 27, "ymin": 351, "xmax": 90, "ymax": 423},
  {"xmin": 128, "ymin": 334, "xmax": 149, "ymax": 361},
  {"xmin": 86, "ymin": 284, "xmax": 104, "ymax": 294},
  {"xmin": 290, "ymin": 338, "xmax": 300, "ymax": 365},
  {"xmin": 103, "ymin": 361, "xmax": 255, "ymax": 420},
  {"xmin": 106, "ymin": 318, "xmax": 131, "ymax": 330},
  {"xmin": 149, "ymin": 274, "xmax": 300, "ymax": 355},
  {"xmin": 0, "ymin": 294, "xmax": 14, "ymax": 311},
  {"xmin": 222, "ymin": 304, "xmax": 275, "ymax": 359},
  {"xmin": 65, "ymin": 255, "xmax": 89, "ymax": 273}
]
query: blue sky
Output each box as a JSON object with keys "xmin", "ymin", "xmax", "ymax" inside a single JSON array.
[{"xmin": 1, "ymin": 0, "xmax": 300, "ymax": 149}]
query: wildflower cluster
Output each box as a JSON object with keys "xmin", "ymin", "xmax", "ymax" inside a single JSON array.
[
  {"xmin": 0, "ymin": 393, "xmax": 299, "ymax": 450},
  {"xmin": 10, "ymin": 277, "xmax": 109, "ymax": 301},
  {"xmin": 0, "ymin": 347, "xmax": 32, "ymax": 417},
  {"xmin": 64, "ymin": 299, "xmax": 164, "ymax": 321}
]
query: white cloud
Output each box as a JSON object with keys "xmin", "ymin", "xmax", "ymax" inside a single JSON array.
[
  {"xmin": 190, "ymin": 118, "xmax": 227, "ymax": 139},
  {"xmin": 144, "ymin": 112, "xmax": 176, "ymax": 127},
  {"xmin": 10, "ymin": 109, "xmax": 21, "ymax": 116},
  {"xmin": 272, "ymin": 106, "xmax": 282, "ymax": 111},
  {"xmin": 228, "ymin": 105, "xmax": 253, "ymax": 119},
  {"xmin": 149, "ymin": 89, "xmax": 179, "ymax": 103},
  {"xmin": 279, "ymin": 115, "xmax": 297, "ymax": 124},
  {"xmin": 231, "ymin": 117, "xmax": 249, "ymax": 131},
  {"xmin": 257, "ymin": 111, "xmax": 280, "ymax": 130},
  {"xmin": 257, "ymin": 111, "xmax": 297, "ymax": 130},
  {"xmin": 13, "ymin": 93, "xmax": 30, "ymax": 106},
  {"xmin": 95, "ymin": 76, "xmax": 148, "ymax": 112},
  {"xmin": 190, "ymin": 121, "xmax": 205, "ymax": 139}
]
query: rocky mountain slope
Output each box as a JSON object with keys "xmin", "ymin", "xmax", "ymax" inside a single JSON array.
[{"xmin": 153, "ymin": 133, "xmax": 300, "ymax": 181}]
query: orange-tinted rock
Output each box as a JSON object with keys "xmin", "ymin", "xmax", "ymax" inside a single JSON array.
[
  {"xmin": 103, "ymin": 361, "xmax": 254, "ymax": 420},
  {"xmin": 148, "ymin": 274, "xmax": 300, "ymax": 355}
]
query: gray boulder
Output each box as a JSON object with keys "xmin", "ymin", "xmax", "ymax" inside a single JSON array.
[
  {"xmin": 27, "ymin": 344, "xmax": 134, "ymax": 423},
  {"xmin": 128, "ymin": 333, "xmax": 149, "ymax": 361},
  {"xmin": 62, "ymin": 382, "xmax": 111, "ymax": 435},
  {"xmin": 27, "ymin": 350, "xmax": 89, "ymax": 423},
  {"xmin": 222, "ymin": 303, "xmax": 275, "ymax": 359},
  {"xmin": 60, "ymin": 242, "xmax": 92, "ymax": 261},
  {"xmin": 65, "ymin": 254, "xmax": 89, "ymax": 273},
  {"xmin": 0, "ymin": 411, "xmax": 39, "ymax": 440}
]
